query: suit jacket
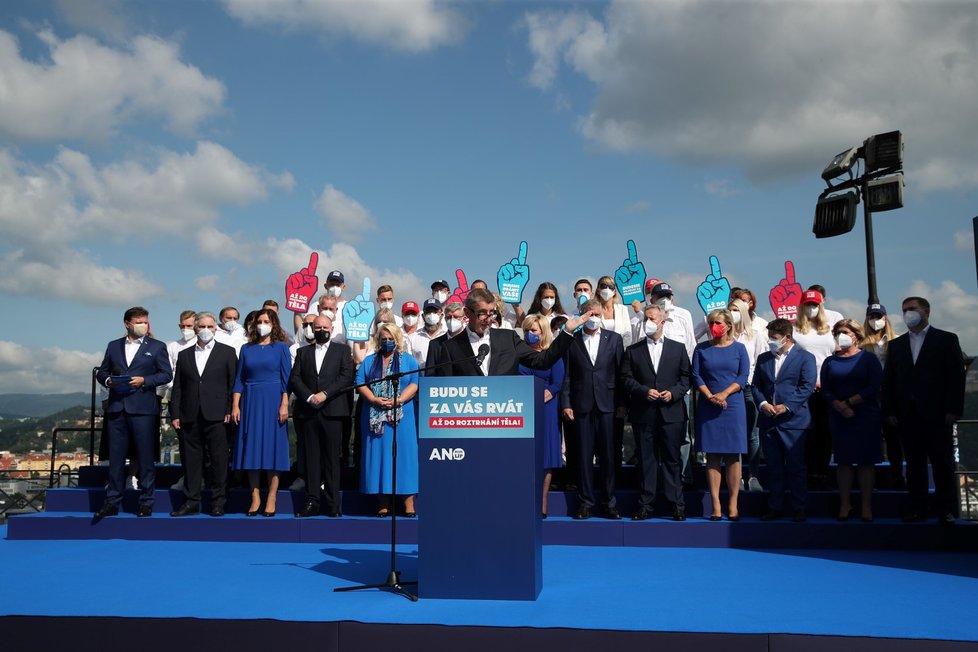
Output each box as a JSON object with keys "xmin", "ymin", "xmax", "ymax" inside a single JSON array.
[
  {"xmin": 753, "ymin": 346, "xmax": 817, "ymax": 431},
  {"xmin": 559, "ymin": 329, "xmax": 624, "ymax": 415},
  {"xmin": 437, "ymin": 328, "xmax": 573, "ymax": 376},
  {"xmin": 96, "ymin": 336, "xmax": 172, "ymax": 415},
  {"xmin": 288, "ymin": 342, "xmax": 355, "ymax": 418},
  {"xmin": 620, "ymin": 336, "xmax": 690, "ymax": 424},
  {"xmin": 882, "ymin": 326, "xmax": 965, "ymax": 423},
  {"xmin": 169, "ymin": 342, "xmax": 237, "ymax": 423}
]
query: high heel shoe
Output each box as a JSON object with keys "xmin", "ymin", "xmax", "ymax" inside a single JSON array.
[
  {"xmin": 837, "ymin": 508, "xmax": 853, "ymax": 522},
  {"xmin": 246, "ymin": 510, "xmax": 259, "ymax": 517},
  {"xmin": 262, "ymin": 497, "xmax": 277, "ymax": 517},
  {"xmin": 709, "ymin": 514, "xmax": 722, "ymax": 521}
]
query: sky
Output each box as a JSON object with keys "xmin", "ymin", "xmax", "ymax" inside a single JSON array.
[{"xmin": 1, "ymin": 0, "xmax": 977, "ymax": 394}]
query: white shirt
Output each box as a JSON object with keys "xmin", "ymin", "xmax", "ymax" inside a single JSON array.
[
  {"xmin": 466, "ymin": 327, "xmax": 492, "ymax": 375},
  {"xmin": 306, "ymin": 300, "xmax": 347, "ymax": 344},
  {"xmin": 631, "ymin": 304, "xmax": 695, "ymax": 361},
  {"xmin": 823, "ymin": 307, "xmax": 844, "ymax": 328},
  {"xmin": 124, "ymin": 336, "xmax": 145, "ymax": 367},
  {"xmin": 602, "ymin": 303, "xmax": 633, "ymax": 348},
  {"xmin": 408, "ymin": 325, "xmax": 447, "ymax": 367},
  {"xmin": 159, "ymin": 335, "xmax": 197, "ymax": 398},
  {"xmin": 194, "ymin": 339, "xmax": 216, "ymax": 376},
  {"xmin": 793, "ymin": 327, "xmax": 836, "ymax": 379},
  {"xmin": 583, "ymin": 328, "xmax": 602, "ymax": 365},
  {"xmin": 314, "ymin": 341, "xmax": 330, "ymax": 374},
  {"xmin": 736, "ymin": 328, "xmax": 767, "ymax": 385},
  {"xmin": 289, "ymin": 338, "xmax": 313, "ymax": 367},
  {"xmin": 759, "ymin": 342, "xmax": 795, "ymax": 410},
  {"xmin": 215, "ymin": 327, "xmax": 246, "ymax": 356},
  {"xmin": 645, "ymin": 334, "xmax": 664, "ymax": 373},
  {"xmin": 909, "ymin": 325, "xmax": 930, "ymax": 364}
]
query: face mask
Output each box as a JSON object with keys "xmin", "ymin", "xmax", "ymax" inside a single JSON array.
[
  {"xmin": 576, "ymin": 292, "xmax": 590, "ymax": 303},
  {"xmin": 598, "ymin": 288, "xmax": 615, "ymax": 302},
  {"xmin": 327, "ymin": 286, "xmax": 342, "ymax": 298},
  {"xmin": 435, "ymin": 290, "xmax": 449, "ymax": 304},
  {"xmin": 320, "ymin": 309, "xmax": 335, "ymax": 321},
  {"xmin": 586, "ymin": 316, "xmax": 602, "ymax": 330},
  {"xmin": 768, "ymin": 338, "xmax": 783, "ymax": 354},
  {"xmin": 446, "ymin": 317, "xmax": 462, "ymax": 334},
  {"xmin": 424, "ymin": 313, "xmax": 441, "ymax": 327},
  {"xmin": 731, "ymin": 311, "xmax": 742, "ymax": 325},
  {"xmin": 196, "ymin": 328, "xmax": 215, "ymax": 344},
  {"xmin": 655, "ymin": 297, "xmax": 672, "ymax": 312},
  {"xmin": 903, "ymin": 310, "xmax": 923, "ymax": 328},
  {"xmin": 379, "ymin": 339, "xmax": 396, "ymax": 355},
  {"xmin": 378, "ymin": 301, "xmax": 393, "ymax": 311},
  {"xmin": 403, "ymin": 314, "xmax": 419, "ymax": 327},
  {"xmin": 869, "ymin": 318, "xmax": 886, "ymax": 331},
  {"xmin": 181, "ymin": 328, "xmax": 195, "ymax": 341},
  {"xmin": 131, "ymin": 323, "xmax": 148, "ymax": 338},
  {"xmin": 302, "ymin": 324, "xmax": 315, "ymax": 342},
  {"xmin": 541, "ymin": 297, "xmax": 556, "ymax": 311},
  {"xmin": 525, "ymin": 332, "xmax": 541, "ymax": 346},
  {"xmin": 806, "ymin": 305, "xmax": 820, "ymax": 319},
  {"xmin": 709, "ymin": 323, "xmax": 727, "ymax": 339},
  {"xmin": 644, "ymin": 320, "xmax": 658, "ymax": 338},
  {"xmin": 256, "ymin": 323, "xmax": 272, "ymax": 338},
  {"xmin": 222, "ymin": 319, "xmax": 238, "ymax": 332},
  {"xmin": 836, "ymin": 333, "xmax": 854, "ymax": 350},
  {"xmin": 314, "ymin": 330, "xmax": 330, "ymax": 345}
]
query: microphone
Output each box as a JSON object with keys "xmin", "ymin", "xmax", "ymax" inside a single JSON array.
[{"xmin": 475, "ymin": 344, "xmax": 490, "ymax": 367}]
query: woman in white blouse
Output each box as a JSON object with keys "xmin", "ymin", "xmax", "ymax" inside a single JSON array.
[{"xmin": 729, "ymin": 299, "xmax": 766, "ymax": 491}]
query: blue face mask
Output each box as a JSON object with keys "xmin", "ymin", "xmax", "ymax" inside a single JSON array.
[
  {"xmin": 379, "ymin": 339, "xmax": 396, "ymax": 354},
  {"xmin": 525, "ymin": 332, "xmax": 541, "ymax": 346}
]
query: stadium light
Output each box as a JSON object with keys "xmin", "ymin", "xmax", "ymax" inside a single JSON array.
[
  {"xmin": 821, "ymin": 146, "xmax": 860, "ymax": 182},
  {"xmin": 866, "ymin": 174, "xmax": 904, "ymax": 212},
  {"xmin": 864, "ymin": 130, "xmax": 903, "ymax": 173},
  {"xmin": 813, "ymin": 191, "xmax": 859, "ymax": 238}
]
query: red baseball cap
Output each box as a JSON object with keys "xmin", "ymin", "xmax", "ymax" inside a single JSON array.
[
  {"xmin": 645, "ymin": 278, "xmax": 662, "ymax": 293},
  {"xmin": 802, "ymin": 290, "xmax": 824, "ymax": 305},
  {"xmin": 402, "ymin": 301, "xmax": 420, "ymax": 315}
]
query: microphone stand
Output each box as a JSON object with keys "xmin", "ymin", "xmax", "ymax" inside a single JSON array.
[{"xmin": 334, "ymin": 341, "xmax": 484, "ymax": 602}]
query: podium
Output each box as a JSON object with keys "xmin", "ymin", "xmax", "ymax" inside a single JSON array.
[{"xmin": 418, "ymin": 375, "xmax": 543, "ymax": 600}]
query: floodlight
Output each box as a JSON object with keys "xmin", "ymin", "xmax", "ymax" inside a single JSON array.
[
  {"xmin": 864, "ymin": 130, "xmax": 903, "ymax": 173},
  {"xmin": 821, "ymin": 146, "xmax": 860, "ymax": 181},
  {"xmin": 866, "ymin": 174, "xmax": 904, "ymax": 212},
  {"xmin": 813, "ymin": 191, "xmax": 858, "ymax": 238}
]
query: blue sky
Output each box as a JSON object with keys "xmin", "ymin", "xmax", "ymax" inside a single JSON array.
[{"xmin": 1, "ymin": 0, "xmax": 977, "ymax": 393}]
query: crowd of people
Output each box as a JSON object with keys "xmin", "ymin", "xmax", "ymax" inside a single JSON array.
[{"xmin": 93, "ymin": 269, "xmax": 966, "ymax": 525}]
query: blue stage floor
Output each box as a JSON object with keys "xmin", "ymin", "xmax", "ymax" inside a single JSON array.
[{"xmin": 1, "ymin": 525, "xmax": 976, "ymax": 642}]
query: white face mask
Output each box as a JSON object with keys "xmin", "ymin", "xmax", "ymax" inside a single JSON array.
[
  {"xmin": 586, "ymin": 316, "xmax": 602, "ymax": 331},
  {"xmin": 869, "ymin": 318, "xmax": 885, "ymax": 331},
  {"xmin": 446, "ymin": 317, "xmax": 462, "ymax": 334},
  {"xmin": 644, "ymin": 320, "xmax": 658, "ymax": 338},
  {"xmin": 256, "ymin": 323, "xmax": 272, "ymax": 338},
  {"xmin": 378, "ymin": 301, "xmax": 393, "ymax": 311},
  {"xmin": 424, "ymin": 312, "xmax": 441, "ymax": 327},
  {"xmin": 655, "ymin": 297, "xmax": 672, "ymax": 312},
  {"xmin": 903, "ymin": 310, "xmax": 923, "ymax": 328},
  {"xmin": 731, "ymin": 311, "xmax": 742, "ymax": 325},
  {"xmin": 403, "ymin": 314, "xmax": 419, "ymax": 327},
  {"xmin": 576, "ymin": 292, "xmax": 590, "ymax": 303},
  {"xmin": 327, "ymin": 285, "xmax": 342, "ymax": 298},
  {"xmin": 196, "ymin": 327, "xmax": 215, "ymax": 343},
  {"xmin": 598, "ymin": 288, "xmax": 615, "ymax": 302},
  {"xmin": 130, "ymin": 323, "xmax": 148, "ymax": 338},
  {"xmin": 320, "ymin": 309, "xmax": 335, "ymax": 321},
  {"xmin": 180, "ymin": 328, "xmax": 195, "ymax": 341},
  {"xmin": 836, "ymin": 333, "xmax": 854, "ymax": 350},
  {"xmin": 806, "ymin": 305, "xmax": 820, "ymax": 319},
  {"xmin": 541, "ymin": 297, "xmax": 556, "ymax": 311},
  {"xmin": 435, "ymin": 290, "xmax": 449, "ymax": 304},
  {"xmin": 768, "ymin": 338, "xmax": 783, "ymax": 354},
  {"xmin": 222, "ymin": 319, "xmax": 239, "ymax": 332},
  {"xmin": 302, "ymin": 324, "xmax": 315, "ymax": 341}
]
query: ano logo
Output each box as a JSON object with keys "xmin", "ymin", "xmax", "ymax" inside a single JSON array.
[{"xmin": 429, "ymin": 447, "xmax": 465, "ymax": 461}]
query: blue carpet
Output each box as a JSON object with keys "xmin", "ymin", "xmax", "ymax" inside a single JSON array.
[{"xmin": 1, "ymin": 525, "xmax": 976, "ymax": 641}]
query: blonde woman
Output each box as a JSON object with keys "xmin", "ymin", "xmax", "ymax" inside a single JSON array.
[
  {"xmin": 692, "ymin": 309, "xmax": 749, "ymax": 520},
  {"xmin": 862, "ymin": 303, "xmax": 903, "ymax": 488},
  {"xmin": 356, "ymin": 323, "xmax": 420, "ymax": 517},
  {"xmin": 793, "ymin": 289, "xmax": 836, "ymax": 489},
  {"xmin": 519, "ymin": 315, "xmax": 565, "ymax": 517}
]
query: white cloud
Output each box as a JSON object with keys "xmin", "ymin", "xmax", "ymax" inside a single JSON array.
[
  {"xmin": 0, "ymin": 340, "xmax": 103, "ymax": 393},
  {"xmin": 194, "ymin": 274, "xmax": 219, "ymax": 291},
  {"xmin": 223, "ymin": 0, "xmax": 466, "ymax": 52},
  {"xmin": 0, "ymin": 29, "xmax": 225, "ymax": 141},
  {"xmin": 703, "ymin": 179, "xmax": 740, "ymax": 198},
  {"xmin": 314, "ymin": 184, "xmax": 378, "ymax": 242},
  {"xmin": 525, "ymin": 2, "xmax": 978, "ymax": 189},
  {"xmin": 624, "ymin": 200, "xmax": 650, "ymax": 214},
  {"xmin": 955, "ymin": 228, "xmax": 974, "ymax": 253}
]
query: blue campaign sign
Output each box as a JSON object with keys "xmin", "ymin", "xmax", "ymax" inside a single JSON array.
[
  {"xmin": 695, "ymin": 255, "xmax": 731, "ymax": 315},
  {"xmin": 497, "ymin": 240, "xmax": 530, "ymax": 304},
  {"xmin": 418, "ymin": 375, "xmax": 542, "ymax": 601},
  {"xmin": 341, "ymin": 276, "xmax": 375, "ymax": 341},
  {"xmin": 614, "ymin": 239, "xmax": 647, "ymax": 305}
]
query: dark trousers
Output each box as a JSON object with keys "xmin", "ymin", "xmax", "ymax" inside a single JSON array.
[
  {"xmin": 562, "ymin": 419, "xmax": 581, "ymax": 486},
  {"xmin": 883, "ymin": 420, "xmax": 905, "ymax": 482},
  {"xmin": 180, "ymin": 413, "xmax": 228, "ymax": 507},
  {"xmin": 901, "ymin": 410, "xmax": 957, "ymax": 517},
  {"xmin": 297, "ymin": 414, "xmax": 344, "ymax": 511},
  {"xmin": 576, "ymin": 410, "xmax": 616, "ymax": 509},
  {"xmin": 761, "ymin": 425, "xmax": 807, "ymax": 512},
  {"xmin": 804, "ymin": 391, "xmax": 831, "ymax": 482},
  {"xmin": 105, "ymin": 411, "xmax": 157, "ymax": 507},
  {"xmin": 634, "ymin": 417, "xmax": 685, "ymax": 509}
]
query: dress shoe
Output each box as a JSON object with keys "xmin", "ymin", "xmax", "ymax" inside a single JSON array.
[
  {"xmin": 792, "ymin": 510, "xmax": 807, "ymax": 522},
  {"xmin": 376, "ymin": 508, "xmax": 391, "ymax": 518},
  {"xmin": 761, "ymin": 510, "xmax": 783, "ymax": 521},
  {"xmin": 404, "ymin": 511, "xmax": 417, "ymax": 518},
  {"xmin": 573, "ymin": 505, "xmax": 591, "ymax": 520},
  {"xmin": 137, "ymin": 505, "xmax": 153, "ymax": 518},
  {"xmin": 632, "ymin": 506, "xmax": 651, "ymax": 521},
  {"xmin": 209, "ymin": 506, "xmax": 225, "ymax": 517},
  {"xmin": 170, "ymin": 502, "xmax": 200, "ymax": 517},
  {"xmin": 672, "ymin": 507, "xmax": 686, "ymax": 522},
  {"xmin": 94, "ymin": 503, "xmax": 119, "ymax": 518},
  {"xmin": 294, "ymin": 500, "xmax": 320, "ymax": 518},
  {"xmin": 727, "ymin": 514, "xmax": 740, "ymax": 522},
  {"xmin": 245, "ymin": 510, "xmax": 259, "ymax": 517},
  {"xmin": 939, "ymin": 513, "xmax": 957, "ymax": 527},
  {"xmin": 605, "ymin": 507, "xmax": 622, "ymax": 520},
  {"xmin": 708, "ymin": 514, "xmax": 722, "ymax": 522},
  {"xmin": 261, "ymin": 509, "xmax": 276, "ymax": 517}
]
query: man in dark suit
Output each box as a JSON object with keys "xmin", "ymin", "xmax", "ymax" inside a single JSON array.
[
  {"xmin": 753, "ymin": 318, "xmax": 817, "ymax": 522},
  {"xmin": 435, "ymin": 288, "xmax": 595, "ymax": 376},
  {"xmin": 560, "ymin": 299, "xmax": 625, "ymax": 520},
  {"xmin": 169, "ymin": 312, "xmax": 237, "ymax": 517},
  {"xmin": 289, "ymin": 315, "xmax": 355, "ymax": 517},
  {"xmin": 882, "ymin": 296, "xmax": 965, "ymax": 525},
  {"xmin": 621, "ymin": 304, "xmax": 691, "ymax": 521},
  {"xmin": 95, "ymin": 306, "xmax": 173, "ymax": 517}
]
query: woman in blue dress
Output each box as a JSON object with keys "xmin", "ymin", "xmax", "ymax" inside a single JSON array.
[
  {"xmin": 231, "ymin": 309, "xmax": 291, "ymax": 516},
  {"xmin": 821, "ymin": 319, "xmax": 883, "ymax": 521},
  {"xmin": 519, "ymin": 315, "xmax": 565, "ymax": 518},
  {"xmin": 692, "ymin": 309, "xmax": 750, "ymax": 521},
  {"xmin": 356, "ymin": 323, "xmax": 420, "ymax": 517}
]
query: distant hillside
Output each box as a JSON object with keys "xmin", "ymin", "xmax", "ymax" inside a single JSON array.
[{"xmin": 0, "ymin": 393, "xmax": 91, "ymax": 419}]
